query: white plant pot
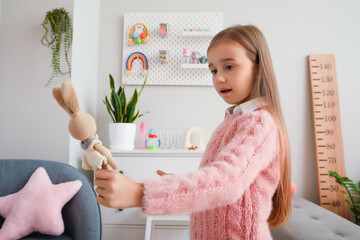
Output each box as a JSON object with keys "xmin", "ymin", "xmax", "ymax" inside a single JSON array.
[{"xmin": 109, "ymin": 123, "xmax": 136, "ymax": 150}]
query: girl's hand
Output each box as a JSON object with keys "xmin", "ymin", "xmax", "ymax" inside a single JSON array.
[{"xmin": 94, "ymin": 169, "xmax": 144, "ymax": 209}]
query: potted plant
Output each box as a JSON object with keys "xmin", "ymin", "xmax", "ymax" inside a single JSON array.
[
  {"xmin": 104, "ymin": 74, "xmax": 148, "ymax": 150},
  {"xmin": 329, "ymin": 171, "xmax": 360, "ymax": 225},
  {"xmin": 41, "ymin": 8, "xmax": 73, "ymax": 86}
]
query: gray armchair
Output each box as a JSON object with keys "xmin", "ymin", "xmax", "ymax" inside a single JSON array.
[{"xmin": 0, "ymin": 159, "xmax": 101, "ymax": 240}]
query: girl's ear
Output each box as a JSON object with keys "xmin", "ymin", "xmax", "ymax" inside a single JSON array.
[
  {"xmin": 53, "ymin": 86, "xmax": 74, "ymax": 116},
  {"xmin": 60, "ymin": 81, "xmax": 81, "ymax": 115}
]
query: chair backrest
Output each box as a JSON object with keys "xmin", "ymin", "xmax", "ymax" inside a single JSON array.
[{"xmin": 0, "ymin": 159, "xmax": 102, "ymax": 240}]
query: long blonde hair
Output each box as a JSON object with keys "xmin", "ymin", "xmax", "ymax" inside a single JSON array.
[{"xmin": 208, "ymin": 25, "xmax": 291, "ymax": 228}]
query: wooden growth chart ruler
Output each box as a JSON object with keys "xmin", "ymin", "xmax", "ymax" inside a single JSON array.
[{"xmin": 308, "ymin": 54, "xmax": 349, "ymax": 219}]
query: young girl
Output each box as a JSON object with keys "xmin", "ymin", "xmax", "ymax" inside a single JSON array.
[{"xmin": 94, "ymin": 25, "xmax": 291, "ymax": 239}]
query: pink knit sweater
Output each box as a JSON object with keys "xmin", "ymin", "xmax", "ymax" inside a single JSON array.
[{"xmin": 142, "ymin": 107, "xmax": 280, "ymax": 240}]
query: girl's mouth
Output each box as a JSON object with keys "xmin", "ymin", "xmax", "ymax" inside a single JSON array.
[{"xmin": 220, "ymin": 88, "xmax": 232, "ymax": 94}]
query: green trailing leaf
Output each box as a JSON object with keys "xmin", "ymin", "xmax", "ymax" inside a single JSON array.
[{"xmin": 41, "ymin": 8, "xmax": 73, "ymax": 86}]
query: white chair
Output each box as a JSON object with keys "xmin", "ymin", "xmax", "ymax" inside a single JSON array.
[{"xmin": 144, "ymin": 214, "xmax": 190, "ymax": 240}]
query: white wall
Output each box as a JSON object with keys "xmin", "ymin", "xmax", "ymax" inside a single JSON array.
[
  {"xmin": 96, "ymin": 0, "xmax": 360, "ymax": 203},
  {"xmin": 70, "ymin": 0, "xmax": 100, "ymax": 170},
  {"xmin": 0, "ymin": 0, "xmax": 74, "ymax": 163}
]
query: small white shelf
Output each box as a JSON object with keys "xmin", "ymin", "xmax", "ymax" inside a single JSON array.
[
  {"xmin": 110, "ymin": 148, "xmax": 204, "ymax": 157},
  {"xmin": 181, "ymin": 31, "xmax": 216, "ymax": 37},
  {"xmin": 180, "ymin": 64, "xmax": 208, "ymax": 69}
]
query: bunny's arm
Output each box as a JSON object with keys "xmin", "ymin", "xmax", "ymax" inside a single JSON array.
[{"xmin": 94, "ymin": 143, "xmax": 118, "ymax": 170}]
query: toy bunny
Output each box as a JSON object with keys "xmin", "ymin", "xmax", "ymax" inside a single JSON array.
[
  {"xmin": 53, "ymin": 81, "xmax": 118, "ymax": 171},
  {"xmin": 191, "ymin": 51, "xmax": 201, "ymax": 64}
]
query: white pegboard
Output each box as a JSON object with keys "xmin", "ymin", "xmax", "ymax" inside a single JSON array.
[{"xmin": 122, "ymin": 12, "xmax": 223, "ymax": 86}]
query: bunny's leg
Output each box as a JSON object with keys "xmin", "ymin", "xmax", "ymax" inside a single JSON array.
[
  {"xmin": 82, "ymin": 154, "xmax": 92, "ymax": 170},
  {"xmin": 94, "ymin": 143, "xmax": 118, "ymax": 170}
]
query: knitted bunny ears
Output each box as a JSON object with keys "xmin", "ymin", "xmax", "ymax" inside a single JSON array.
[
  {"xmin": 52, "ymin": 81, "xmax": 97, "ymax": 141},
  {"xmin": 52, "ymin": 81, "xmax": 80, "ymax": 117}
]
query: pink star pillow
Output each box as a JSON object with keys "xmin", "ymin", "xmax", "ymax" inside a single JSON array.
[{"xmin": 0, "ymin": 167, "xmax": 82, "ymax": 240}]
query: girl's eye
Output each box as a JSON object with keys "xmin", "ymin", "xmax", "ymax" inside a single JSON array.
[
  {"xmin": 226, "ymin": 65, "xmax": 233, "ymax": 70},
  {"xmin": 210, "ymin": 69, "xmax": 217, "ymax": 74}
]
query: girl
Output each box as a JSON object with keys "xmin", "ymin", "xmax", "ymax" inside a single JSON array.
[{"xmin": 94, "ymin": 25, "xmax": 291, "ymax": 239}]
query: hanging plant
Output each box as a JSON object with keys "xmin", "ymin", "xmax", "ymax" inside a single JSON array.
[{"xmin": 41, "ymin": 8, "xmax": 73, "ymax": 86}]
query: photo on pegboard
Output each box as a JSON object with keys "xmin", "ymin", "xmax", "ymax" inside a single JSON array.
[{"xmin": 122, "ymin": 12, "xmax": 224, "ymax": 86}]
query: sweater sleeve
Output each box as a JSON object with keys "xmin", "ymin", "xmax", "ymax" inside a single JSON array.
[{"xmin": 142, "ymin": 111, "xmax": 279, "ymax": 215}]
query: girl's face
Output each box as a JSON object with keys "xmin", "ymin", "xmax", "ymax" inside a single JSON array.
[{"xmin": 207, "ymin": 39, "xmax": 257, "ymax": 105}]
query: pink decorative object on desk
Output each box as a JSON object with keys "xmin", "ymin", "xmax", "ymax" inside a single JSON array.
[{"xmin": 139, "ymin": 121, "xmax": 147, "ymax": 150}]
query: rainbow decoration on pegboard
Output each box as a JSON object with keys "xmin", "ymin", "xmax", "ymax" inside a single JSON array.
[
  {"xmin": 126, "ymin": 52, "xmax": 149, "ymax": 76},
  {"xmin": 128, "ymin": 23, "xmax": 149, "ymax": 46}
]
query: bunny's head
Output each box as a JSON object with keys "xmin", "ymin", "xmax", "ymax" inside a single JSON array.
[{"xmin": 53, "ymin": 81, "xmax": 96, "ymax": 141}]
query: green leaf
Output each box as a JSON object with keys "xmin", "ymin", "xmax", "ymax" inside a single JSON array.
[
  {"xmin": 131, "ymin": 110, "xmax": 140, "ymax": 122},
  {"xmin": 349, "ymin": 183, "xmax": 360, "ymax": 190},
  {"xmin": 342, "ymin": 177, "xmax": 351, "ymax": 182},
  {"xmin": 126, "ymin": 89, "xmax": 138, "ymax": 123},
  {"xmin": 329, "ymin": 171, "xmax": 341, "ymax": 180},
  {"xmin": 139, "ymin": 73, "xmax": 148, "ymax": 96},
  {"xmin": 345, "ymin": 199, "xmax": 353, "ymax": 206},
  {"xmin": 109, "ymin": 74, "xmax": 115, "ymax": 90},
  {"xmin": 119, "ymin": 88, "xmax": 126, "ymax": 118},
  {"xmin": 338, "ymin": 182, "xmax": 347, "ymax": 188},
  {"xmin": 117, "ymin": 86, "xmax": 123, "ymax": 97},
  {"xmin": 341, "ymin": 191, "xmax": 349, "ymax": 195},
  {"xmin": 104, "ymin": 97, "xmax": 115, "ymax": 123},
  {"xmin": 111, "ymin": 89, "xmax": 121, "ymax": 122},
  {"xmin": 139, "ymin": 111, "xmax": 150, "ymax": 118}
]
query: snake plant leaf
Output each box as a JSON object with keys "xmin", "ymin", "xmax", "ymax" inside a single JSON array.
[
  {"xmin": 126, "ymin": 89, "xmax": 138, "ymax": 123},
  {"xmin": 104, "ymin": 96, "xmax": 114, "ymax": 113},
  {"xmin": 131, "ymin": 110, "xmax": 140, "ymax": 123},
  {"xmin": 109, "ymin": 74, "xmax": 115, "ymax": 91},
  {"xmin": 111, "ymin": 89, "xmax": 121, "ymax": 122},
  {"xmin": 139, "ymin": 73, "xmax": 148, "ymax": 96},
  {"xmin": 119, "ymin": 88, "xmax": 126, "ymax": 117},
  {"xmin": 117, "ymin": 86, "xmax": 123, "ymax": 97},
  {"xmin": 138, "ymin": 111, "xmax": 150, "ymax": 118},
  {"xmin": 104, "ymin": 96, "xmax": 116, "ymax": 123}
]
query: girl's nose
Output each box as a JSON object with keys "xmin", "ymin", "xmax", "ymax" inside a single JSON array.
[{"xmin": 214, "ymin": 73, "xmax": 226, "ymax": 83}]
